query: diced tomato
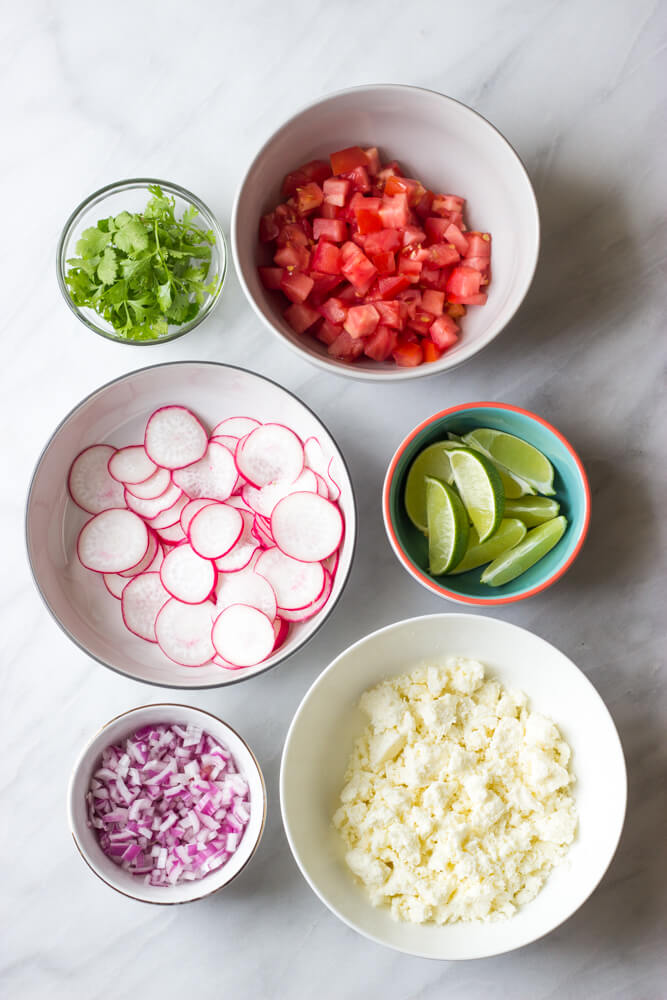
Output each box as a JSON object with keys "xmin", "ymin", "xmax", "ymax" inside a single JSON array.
[
  {"xmin": 284, "ymin": 302, "xmax": 320, "ymax": 334},
  {"xmin": 280, "ymin": 270, "xmax": 314, "ymax": 304},
  {"xmin": 429, "ymin": 314, "xmax": 459, "ymax": 350},
  {"xmin": 447, "ymin": 302, "xmax": 466, "ymax": 319},
  {"xmin": 449, "ymin": 212, "xmax": 465, "ymax": 230},
  {"xmin": 277, "ymin": 223, "xmax": 309, "ymax": 247},
  {"xmin": 318, "ymin": 201, "xmax": 340, "ymax": 220},
  {"xmin": 384, "ymin": 175, "xmax": 427, "ymax": 206},
  {"xmin": 300, "ymin": 159, "xmax": 332, "ymax": 185},
  {"xmin": 422, "ymin": 341, "xmax": 442, "ymax": 363},
  {"xmin": 274, "ymin": 243, "xmax": 310, "ymax": 271},
  {"xmin": 364, "ymin": 147, "xmax": 381, "ymax": 175},
  {"xmin": 274, "ymin": 202, "xmax": 298, "ymax": 226},
  {"xmin": 319, "ymin": 297, "xmax": 348, "ymax": 325},
  {"xmin": 313, "ymin": 218, "xmax": 347, "ymax": 243},
  {"xmin": 421, "ymin": 290, "xmax": 445, "ymax": 316},
  {"xmin": 344, "ymin": 303, "xmax": 380, "ymax": 339},
  {"xmin": 356, "ymin": 209, "xmax": 383, "ymax": 235},
  {"xmin": 370, "ymin": 251, "xmax": 395, "ymax": 274},
  {"xmin": 396, "ymin": 288, "xmax": 422, "ymax": 320},
  {"xmin": 328, "ymin": 330, "xmax": 365, "ymax": 361},
  {"xmin": 401, "ymin": 226, "xmax": 426, "ymax": 247},
  {"xmin": 282, "ymin": 169, "xmax": 309, "ymax": 199},
  {"xmin": 375, "ymin": 300, "xmax": 403, "ymax": 329},
  {"xmin": 444, "ymin": 223, "xmax": 469, "ymax": 256},
  {"xmin": 465, "ymin": 232, "xmax": 492, "ymax": 258},
  {"xmin": 258, "ymin": 267, "xmax": 285, "ymax": 290},
  {"xmin": 350, "ymin": 193, "xmax": 381, "ymax": 213},
  {"xmin": 323, "ymin": 177, "xmax": 350, "ymax": 207},
  {"xmin": 362, "ymin": 229, "xmax": 402, "ymax": 255},
  {"xmin": 447, "ymin": 292, "xmax": 488, "ymax": 305},
  {"xmin": 403, "ymin": 244, "xmax": 429, "ymax": 262},
  {"xmin": 414, "ymin": 189, "xmax": 435, "ymax": 220},
  {"xmin": 424, "ymin": 217, "xmax": 453, "ymax": 244},
  {"xmin": 330, "ymin": 146, "xmax": 369, "ymax": 175},
  {"xmin": 427, "ymin": 243, "xmax": 460, "ymax": 268},
  {"xmin": 337, "ymin": 283, "xmax": 361, "ymax": 303},
  {"xmin": 393, "ymin": 339, "xmax": 423, "ymax": 367},
  {"xmin": 463, "ymin": 256, "xmax": 490, "ymax": 275},
  {"xmin": 376, "ymin": 161, "xmax": 403, "ymax": 188},
  {"xmin": 340, "ymin": 242, "xmax": 377, "ymax": 290},
  {"xmin": 364, "ymin": 324, "xmax": 397, "ymax": 361},
  {"xmin": 343, "ymin": 166, "xmax": 371, "ymax": 193},
  {"xmin": 408, "ymin": 311, "xmax": 434, "ymax": 336},
  {"xmin": 308, "ymin": 273, "xmax": 342, "ymax": 303},
  {"xmin": 431, "ymin": 193, "xmax": 465, "ymax": 216},
  {"xmin": 446, "ymin": 265, "xmax": 482, "ymax": 297},
  {"xmin": 259, "ymin": 213, "xmax": 279, "ymax": 243},
  {"xmin": 309, "ymin": 242, "xmax": 342, "ymax": 277},
  {"xmin": 379, "ymin": 193, "xmax": 410, "ymax": 229},
  {"xmin": 296, "ymin": 182, "xmax": 324, "ymax": 214},
  {"xmin": 397, "ymin": 257, "xmax": 422, "ymax": 282},
  {"xmin": 377, "ymin": 274, "xmax": 411, "ymax": 298},
  {"xmin": 317, "ymin": 320, "xmax": 343, "ymax": 346}
]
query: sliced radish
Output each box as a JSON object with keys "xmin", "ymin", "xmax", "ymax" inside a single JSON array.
[
  {"xmin": 145, "ymin": 406, "xmax": 208, "ymax": 470},
  {"xmin": 125, "ymin": 466, "xmax": 172, "ymax": 500},
  {"xmin": 279, "ymin": 569, "xmax": 333, "ymax": 622},
  {"xmin": 118, "ymin": 531, "xmax": 159, "ymax": 578},
  {"xmin": 313, "ymin": 473, "xmax": 329, "ymax": 498},
  {"xmin": 271, "ymin": 492, "xmax": 343, "ymax": 562},
  {"xmin": 68, "ymin": 445, "xmax": 125, "ymax": 514},
  {"xmin": 211, "ymin": 605, "xmax": 275, "ymax": 667},
  {"xmin": 189, "ymin": 504, "xmax": 243, "ymax": 559},
  {"xmin": 160, "ymin": 544, "xmax": 216, "ymax": 604},
  {"xmin": 180, "ymin": 498, "xmax": 217, "ymax": 534},
  {"xmin": 323, "ymin": 549, "xmax": 339, "ymax": 579},
  {"xmin": 226, "ymin": 494, "xmax": 254, "ymax": 514},
  {"xmin": 255, "ymin": 547, "xmax": 325, "ymax": 611},
  {"xmin": 155, "ymin": 599, "xmax": 215, "ymax": 666},
  {"xmin": 210, "ymin": 434, "xmax": 240, "ymax": 453},
  {"xmin": 103, "ymin": 572, "xmax": 129, "ymax": 599},
  {"xmin": 125, "ymin": 481, "xmax": 182, "ymax": 520},
  {"xmin": 214, "ymin": 512, "xmax": 259, "ymax": 572},
  {"xmin": 252, "ymin": 515, "xmax": 275, "ymax": 550},
  {"xmin": 303, "ymin": 437, "xmax": 341, "ymax": 501},
  {"xmin": 77, "ymin": 509, "xmax": 149, "ymax": 574},
  {"xmin": 235, "ymin": 424, "xmax": 304, "ymax": 487},
  {"xmin": 172, "ymin": 442, "xmax": 237, "ymax": 501},
  {"xmin": 241, "ymin": 468, "xmax": 318, "ymax": 518},
  {"xmin": 108, "ymin": 445, "xmax": 156, "ymax": 485},
  {"xmin": 211, "ymin": 416, "xmax": 261, "ymax": 439},
  {"xmin": 273, "ymin": 616, "xmax": 289, "ymax": 651},
  {"xmin": 215, "ymin": 564, "xmax": 277, "ymax": 620},
  {"xmin": 157, "ymin": 522, "xmax": 187, "ymax": 545},
  {"xmin": 148, "ymin": 493, "xmax": 188, "ymax": 530},
  {"xmin": 121, "ymin": 572, "xmax": 170, "ymax": 642},
  {"xmin": 327, "ymin": 459, "xmax": 342, "ymax": 502}
]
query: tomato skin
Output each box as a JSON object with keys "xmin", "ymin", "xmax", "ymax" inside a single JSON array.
[
  {"xmin": 370, "ymin": 250, "xmax": 395, "ymax": 274},
  {"xmin": 446, "ymin": 292, "xmax": 488, "ymax": 305},
  {"xmin": 301, "ymin": 159, "xmax": 332, "ymax": 185},
  {"xmin": 313, "ymin": 218, "xmax": 347, "ymax": 243},
  {"xmin": 429, "ymin": 314, "xmax": 460, "ymax": 350},
  {"xmin": 258, "ymin": 266, "xmax": 285, "ymax": 290},
  {"xmin": 280, "ymin": 270, "xmax": 314, "ymax": 304},
  {"xmin": 330, "ymin": 146, "xmax": 370, "ymax": 175},
  {"xmin": 377, "ymin": 274, "xmax": 411, "ymax": 299},
  {"xmin": 284, "ymin": 302, "xmax": 321, "ymax": 334},
  {"xmin": 422, "ymin": 341, "xmax": 442, "ymax": 363},
  {"xmin": 393, "ymin": 339, "xmax": 423, "ymax": 367},
  {"xmin": 446, "ymin": 265, "xmax": 482, "ymax": 297},
  {"xmin": 356, "ymin": 209, "xmax": 383, "ymax": 235}
]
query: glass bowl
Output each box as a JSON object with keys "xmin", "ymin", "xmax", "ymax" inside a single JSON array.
[{"xmin": 57, "ymin": 178, "xmax": 226, "ymax": 345}]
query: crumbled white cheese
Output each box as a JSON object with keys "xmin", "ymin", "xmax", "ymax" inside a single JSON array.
[{"xmin": 334, "ymin": 658, "xmax": 577, "ymax": 925}]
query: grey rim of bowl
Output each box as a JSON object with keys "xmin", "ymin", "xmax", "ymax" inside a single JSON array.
[
  {"xmin": 24, "ymin": 360, "xmax": 357, "ymax": 690},
  {"xmin": 69, "ymin": 702, "xmax": 267, "ymax": 905},
  {"xmin": 279, "ymin": 612, "xmax": 628, "ymax": 959},
  {"xmin": 56, "ymin": 177, "xmax": 227, "ymax": 345},
  {"xmin": 231, "ymin": 83, "xmax": 541, "ymax": 382}
]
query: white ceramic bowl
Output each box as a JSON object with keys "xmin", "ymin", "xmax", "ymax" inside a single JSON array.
[
  {"xmin": 232, "ymin": 84, "xmax": 539, "ymax": 381},
  {"xmin": 280, "ymin": 614, "xmax": 626, "ymax": 960},
  {"xmin": 68, "ymin": 703, "xmax": 266, "ymax": 903},
  {"xmin": 26, "ymin": 361, "xmax": 356, "ymax": 688}
]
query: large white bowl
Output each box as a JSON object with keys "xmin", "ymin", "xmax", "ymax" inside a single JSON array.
[
  {"xmin": 68, "ymin": 703, "xmax": 266, "ymax": 903},
  {"xmin": 280, "ymin": 614, "xmax": 626, "ymax": 960},
  {"xmin": 232, "ymin": 84, "xmax": 539, "ymax": 381},
  {"xmin": 26, "ymin": 362, "xmax": 356, "ymax": 689}
]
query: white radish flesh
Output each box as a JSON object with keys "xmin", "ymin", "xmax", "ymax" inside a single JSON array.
[
  {"xmin": 118, "ymin": 532, "xmax": 159, "ymax": 578},
  {"xmin": 189, "ymin": 504, "xmax": 243, "ymax": 559},
  {"xmin": 108, "ymin": 446, "xmax": 156, "ymax": 485},
  {"xmin": 241, "ymin": 468, "xmax": 318, "ymax": 518},
  {"xmin": 103, "ymin": 572, "xmax": 128, "ymax": 599},
  {"xmin": 211, "ymin": 416, "xmax": 261, "ymax": 439},
  {"xmin": 160, "ymin": 544, "xmax": 216, "ymax": 604},
  {"xmin": 180, "ymin": 498, "xmax": 217, "ymax": 534},
  {"xmin": 235, "ymin": 424, "xmax": 304, "ymax": 487},
  {"xmin": 121, "ymin": 572, "xmax": 170, "ymax": 642},
  {"xmin": 125, "ymin": 481, "xmax": 182, "ymax": 520},
  {"xmin": 145, "ymin": 406, "xmax": 208, "ymax": 470},
  {"xmin": 214, "ymin": 511, "xmax": 259, "ymax": 572},
  {"xmin": 279, "ymin": 569, "xmax": 333, "ymax": 622},
  {"xmin": 68, "ymin": 445, "xmax": 125, "ymax": 514},
  {"xmin": 77, "ymin": 509, "xmax": 149, "ymax": 574},
  {"xmin": 271, "ymin": 492, "xmax": 343, "ymax": 563},
  {"xmin": 172, "ymin": 441, "xmax": 237, "ymax": 501},
  {"xmin": 251, "ymin": 515, "xmax": 274, "ymax": 549},
  {"xmin": 125, "ymin": 466, "xmax": 172, "ymax": 500},
  {"xmin": 255, "ymin": 547, "xmax": 325, "ymax": 611},
  {"xmin": 211, "ymin": 605, "xmax": 275, "ymax": 667},
  {"xmin": 157, "ymin": 522, "xmax": 187, "ymax": 545},
  {"xmin": 148, "ymin": 494, "xmax": 188, "ymax": 530},
  {"xmin": 215, "ymin": 564, "xmax": 277, "ymax": 620},
  {"xmin": 154, "ymin": 599, "xmax": 215, "ymax": 666}
]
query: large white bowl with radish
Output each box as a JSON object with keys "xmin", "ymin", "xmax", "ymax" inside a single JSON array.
[
  {"xmin": 232, "ymin": 84, "xmax": 539, "ymax": 381},
  {"xmin": 26, "ymin": 362, "xmax": 356, "ymax": 688}
]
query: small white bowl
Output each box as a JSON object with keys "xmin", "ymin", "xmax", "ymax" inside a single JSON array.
[
  {"xmin": 280, "ymin": 614, "xmax": 626, "ymax": 960},
  {"xmin": 68, "ymin": 703, "xmax": 266, "ymax": 904},
  {"xmin": 232, "ymin": 84, "xmax": 539, "ymax": 381},
  {"xmin": 26, "ymin": 361, "xmax": 356, "ymax": 688}
]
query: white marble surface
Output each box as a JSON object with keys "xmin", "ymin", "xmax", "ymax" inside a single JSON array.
[{"xmin": 2, "ymin": 1, "xmax": 666, "ymax": 997}]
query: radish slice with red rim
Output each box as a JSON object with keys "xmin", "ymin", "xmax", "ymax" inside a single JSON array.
[
  {"xmin": 210, "ymin": 434, "xmax": 239, "ymax": 453},
  {"xmin": 214, "ymin": 511, "xmax": 259, "ymax": 573},
  {"xmin": 255, "ymin": 547, "xmax": 325, "ymax": 611},
  {"xmin": 147, "ymin": 493, "xmax": 187, "ymax": 530},
  {"xmin": 108, "ymin": 445, "xmax": 157, "ymax": 485},
  {"xmin": 103, "ymin": 572, "xmax": 129, "ymax": 599},
  {"xmin": 145, "ymin": 406, "xmax": 208, "ymax": 470},
  {"xmin": 157, "ymin": 522, "xmax": 187, "ymax": 545},
  {"xmin": 323, "ymin": 549, "xmax": 339, "ymax": 579},
  {"xmin": 155, "ymin": 599, "xmax": 215, "ymax": 666},
  {"xmin": 279, "ymin": 569, "xmax": 333, "ymax": 622},
  {"xmin": 121, "ymin": 572, "xmax": 170, "ymax": 641},
  {"xmin": 189, "ymin": 503, "xmax": 243, "ymax": 559},
  {"xmin": 77, "ymin": 509, "xmax": 150, "ymax": 574},
  {"xmin": 271, "ymin": 492, "xmax": 343, "ymax": 563},
  {"xmin": 180, "ymin": 498, "xmax": 217, "ymax": 534},
  {"xmin": 251, "ymin": 515, "xmax": 275, "ymax": 549},
  {"xmin": 235, "ymin": 424, "xmax": 304, "ymax": 487},
  {"xmin": 125, "ymin": 481, "xmax": 182, "ymax": 520},
  {"xmin": 172, "ymin": 442, "xmax": 237, "ymax": 501},
  {"xmin": 125, "ymin": 466, "xmax": 172, "ymax": 500},
  {"xmin": 211, "ymin": 416, "xmax": 261, "ymax": 439},
  {"xmin": 215, "ymin": 563, "xmax": 277, "ymax": 620},
  {"xmin": 273, "ymin": 616, "xmax": 289, "ymax": 651},
  {"xmin": 313, "ymin": 473, "xmax": 329, "ymax": 498},
  {"xmin": 211, "ymin": 604, "xmax": 275, "ymax": 667},
  {"xmin": 225, "ymin": 494, "xmax": 254, "ymax": 514},
  {"xmin": 68, "ymin": 445, "xmax": 125, "ymax": 514},
  {"xmin": 118, "ymin": 532, "xmax": 159, "ymax": 578},
  {"xmin": 241, "ymin": 468, "xmax": 318, "ymax": 518},
  {"xmin": 160, "ymin": 544, "xmax": 216, "ymax": 604},
  {"xmin": 303, "ymin": 437, "xmax": 341, "ymax": 501}
]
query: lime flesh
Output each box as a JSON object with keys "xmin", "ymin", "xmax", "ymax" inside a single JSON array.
[
  {"xmin": 404, "ymin": 442, "xmax": 461, "ymax": 532},
  {"xmin": 449, "ymin": 448, "xmax": 505, "ymax": 542},
  {"xmin": 463, "ymin": 428, "xmax": 555, "ymax": 496},
  {"xmin": 481, "ymin": 515, "xmax": 567, "ymax": 586},
  {"xmin": 449, "ymin": 518, "xmax": 527, "ymax": 575},
  {"xmin": 504, "ymin": 496, "xmax": 561, "ymax": 527},
  {"xmin": 425, "ymin": 476, "xmax": 469, "ymax": 574}
]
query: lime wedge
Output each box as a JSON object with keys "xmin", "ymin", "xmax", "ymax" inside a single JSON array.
[
  {"xmin": 481, "ymin": 515, "xmax": 567, "ymax": 586},
  {"xmin": 425, "ymin": 476, "xmax": 469, "ymax": 574},
  {"xmin": 449, "ymin": 448, "xmax": 504, "ymax": 542},
  {"xmin": 461, "ymin": 432, "xmax": 535, "ymax": 499},
  {"xmin": 404, "ymin": 442, "xmax": 461, "ymax": 532},
  {"xmin": 504, "ymin": 496, "xmax": 560, "ymax": 527},
  {"xmin": 463, "ymin": 428, "xmax": 555, "ymax": 496},
  {"xmin": 449, "ymin": 518, "xmax": 527, "ymax": 574}
]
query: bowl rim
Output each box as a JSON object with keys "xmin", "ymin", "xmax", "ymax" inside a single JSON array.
[
  {"xmin": 68, "ymin": 702, "xmax": 267, "ymax": 904},
  {"xmin": 231, "ymin": 82, "xmax": 540, "ymax": 382},
  {"xmin": 24, "ymin": 359, "xmax": 357, "ymax": 689},
  {"xmin": 279, "ymin": 612, "xmax": 628, "ymax": 959},
  {"xmin": 382, "ymin": 400, "xmax": 591, "ymax": 605},
  {"xmin": 56, "ymin": 177, "xmax": 227, "ymax": 345}
]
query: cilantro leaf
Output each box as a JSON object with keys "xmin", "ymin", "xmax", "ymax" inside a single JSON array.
[
  {"xmin": 75, "ymin": 226, "xmax": 110, "ymax": 257},
  {"xmin": 97, "ymin": 247, "xmax": 117, "ymax": 285},
  {"xmin": 115, "ymin": 217, "xmax": 149, "ymax": 254}
]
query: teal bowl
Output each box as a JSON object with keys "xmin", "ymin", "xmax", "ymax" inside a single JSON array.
[{"xmin": 382, "ymin": 402, "xmax": 591, "ymax": 605}]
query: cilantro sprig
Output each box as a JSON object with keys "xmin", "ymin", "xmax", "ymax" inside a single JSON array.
[{"xmin": 65, "ymin": 185, "xmax": 219, "ymax": 341}]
